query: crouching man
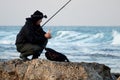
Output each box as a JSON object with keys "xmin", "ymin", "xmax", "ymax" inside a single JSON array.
[{"xmin": 15, "ymin": 10, "xmax": 51, "ymax": 61}]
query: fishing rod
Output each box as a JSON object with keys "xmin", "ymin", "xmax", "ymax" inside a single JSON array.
[{"xmin": 42, "ymin": 0, "xmax": 72, "ymax": 27}]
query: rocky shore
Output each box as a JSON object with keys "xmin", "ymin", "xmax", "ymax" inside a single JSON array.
[{"xmin": 0, "ymin": 59, "xmax": 120, "ymax": 80}]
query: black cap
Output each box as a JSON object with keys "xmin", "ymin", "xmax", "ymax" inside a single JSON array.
[
  {"xmin": 31, "ymin": 10, "xmax": 47, "ymax": 19},
  {"xmin": 30, "ymin": 10, "xmax": 47, "ymax": 23}
]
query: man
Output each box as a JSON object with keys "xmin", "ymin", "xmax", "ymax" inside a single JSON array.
[{"xmin": 15, "ymin": 10, "xmax": 51, "ymax": 61}]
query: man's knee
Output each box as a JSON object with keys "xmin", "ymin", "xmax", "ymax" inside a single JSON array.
[
  {"xmin": 17, "ymin": 44, "xmax": 45, "ymax": 57},
  {"xmin": 19, "ymin": 44, "xmax": 39, "ymax": 52},
  {"xmin": 16, "ymin": 44, "xmax": 24, "ymax": 52}
]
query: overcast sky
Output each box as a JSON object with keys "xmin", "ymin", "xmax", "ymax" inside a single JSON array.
[{"xmin": 0, "ymin": 0, "xmax": 120, "ymax": 26}]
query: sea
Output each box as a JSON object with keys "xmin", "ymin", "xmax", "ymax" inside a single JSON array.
[{"xmin": 0, "ymin": 26, "xmax": 120, "ymax": 73}]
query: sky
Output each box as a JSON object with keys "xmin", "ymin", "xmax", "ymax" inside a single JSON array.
[{"xmin": 0, "ymin": 0, "xmax": 120, "ymax": 26}]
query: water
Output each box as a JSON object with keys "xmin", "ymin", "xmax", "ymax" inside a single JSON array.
[{"xmin": 0, "ymin": 26, "xmax": 120, "ymax": 73}]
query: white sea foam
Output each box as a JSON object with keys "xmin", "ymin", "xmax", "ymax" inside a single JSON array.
[
  {"xmin": 0, "ymin": 35, "xmax": 16, "ymax": 44},
  {"xmin": 111, "ymin": 30, "xmax": 120, "ymax": 45},
  {"xmin": 53, "ymin": 31, "xmax": 104, "ymax": 46}
]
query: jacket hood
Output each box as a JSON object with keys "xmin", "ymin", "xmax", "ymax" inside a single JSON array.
[{"xmin": 25, "ymin": 18, "xmax": 34, "ymax": 25}]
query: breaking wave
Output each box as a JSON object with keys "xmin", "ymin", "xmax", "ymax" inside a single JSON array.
[
  {"xmin": 50, "ymin": 30, "xmax": 120, "ymax": 46},
  {"xmin": 111, "ymin": 30, "xmax": 120, "ymax": 45}
]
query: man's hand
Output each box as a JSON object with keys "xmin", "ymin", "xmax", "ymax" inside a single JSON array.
[{"xmin": 44, "ymin": 29, "xmax": 52, "ymax": 39}]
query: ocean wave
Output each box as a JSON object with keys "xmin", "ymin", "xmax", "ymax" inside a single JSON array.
[
  {"xmin": 52, "ymin": 30, "xmax": 120, "ymax": 46},
  {"xmin": 54, "ymin": 30, "xmax": 105, "ymax": 44},
  {"xmin": 0, "ymin": 33, "xmax": 16, "ymax": 44},
  {"xmin": 111, "ymin": 30, "xmax": 120, "ymax": 45}
]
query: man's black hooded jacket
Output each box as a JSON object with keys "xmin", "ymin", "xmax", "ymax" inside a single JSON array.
[{"xmin": 15, "ymin": 18, "xmax": 47, "ymax": 46}]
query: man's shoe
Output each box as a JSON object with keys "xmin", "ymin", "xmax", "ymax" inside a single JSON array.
[
  {"xmin": 32, "ymin": 56, "xmax": 39, "ymax": 60},
  {"xmin": 32, "ymin": 53, "xmax": 40, "ymax": 60},
  {"xmin": 20, "ymin": 54, "xmax": 30, "ymax": 61}
]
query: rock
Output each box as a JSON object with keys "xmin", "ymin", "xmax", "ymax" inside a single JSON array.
[
  {"xmin": 117, "ymin": 76, "xmax": 120, "ymax": 80},
  {"xmin": 0, "ymin": 59, "xmax": 115, "ymax": 80}
]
